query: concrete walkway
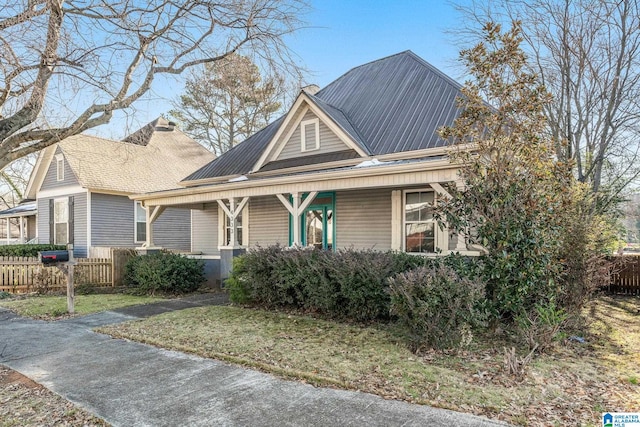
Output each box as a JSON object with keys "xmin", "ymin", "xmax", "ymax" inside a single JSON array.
[{"xmin": 0, "ymin": 296, "xmax": 507, "ymax": 427}]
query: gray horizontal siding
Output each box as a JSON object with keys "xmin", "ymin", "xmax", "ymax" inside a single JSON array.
[
  {"xmin": 37, "ymin": 192, "xmax": 88, "ymax": 257},
  {"xmin": 278, "ymin": 110, "xmax": 349, "ymax": 160},
  {"xmin": 41, "ymin": 147, "xmax": 79, "ymax": 190},
  {"xmin": 249, "ymin": 196, "xmax": 289, "ymax": 247},
  {"xmin": 191, "ymin": 204, "xmax": 219, "ymax": 255},
  {"xmin": 154, "ymin": 207, "xmax": 191, "ymax": 251},
  {"xmin": 73, "ymin": 193, "xmax": 88, "ymax": 257},
  {"xmin": 91, "ymin": 193, "xmax": 136, "ymax": 248},
  {"xmin": 91, "ymin": 193, "xmax": 190, "ymax": 251},
  {"xmin": 335, "ymin": 189, "xmax": 392, "ymax": 250}
]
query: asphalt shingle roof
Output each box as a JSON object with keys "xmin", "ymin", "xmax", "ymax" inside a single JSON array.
[
  {"xmin": 184, "ymin": 51, "xmax": 463, "ymax": 182},
  {"xmin": 58, "ymin": 120, "xmax": 215, "ymax": 194}
]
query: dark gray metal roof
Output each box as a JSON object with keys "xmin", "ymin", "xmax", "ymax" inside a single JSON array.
[
  {"xmin": 259, "ymin": 150, "xmax": 360, "ymax": 172},
  {"xmin": 184, "ymin": 117, "xmax": 284, "ymax": 181},
  {"xmin": 183, "ymin": 51, "xmax": 463, "ymax": 182}
]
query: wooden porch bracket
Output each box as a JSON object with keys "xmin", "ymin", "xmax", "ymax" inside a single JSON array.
[
  {"xmin": 276, "ymin": 191, "xmax": 318, "ymax": 245},
  {"xmin": 216, "ymin": 197, "xmax": 249, "ymax": 247},
  {"xmin": 143, "ymin": 205, "xmax": 166, "ymax": 248}
]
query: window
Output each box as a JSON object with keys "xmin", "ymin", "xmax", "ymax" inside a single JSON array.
[
  {"xmin": 135, "ymin": 202, "xmax": 146, "ymax": 243},
  {"xmin": 55, "ymin": 154, "xmax": 64, "ymax": 181},
  {"xmin": 300, "ymin": 118, "xmax": 320, "ymax": 152},
  {"xmin": 54, "ymin": 198, "xmax": 68, "ymax": 244},
  {"xmin": 404, "ymin": 191, "xmax": 435, "ymax": 253}
]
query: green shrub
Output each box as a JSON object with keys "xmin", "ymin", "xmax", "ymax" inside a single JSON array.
[
  {"xmin": 124, "ymin": 251, "xmax": 205, "ymax": 295},
  {"xmin": 0, "ymin": 244, "xmax": 66, "ymax": 257},
  {"xmin": 389, "ymin": 260, "xmax": 488, "ymax": 351},
  {"xmin": 0, "ymin": 291, "xmax": 11, "ymax": 299},
  {"xmin": 227, "ymin": 245, "xmax": 430, "ymax": 322}
]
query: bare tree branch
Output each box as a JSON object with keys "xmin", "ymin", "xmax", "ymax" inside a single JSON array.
[{"xmin": 0, "ymin": 0, "xmax": 308, "ymax": 169}]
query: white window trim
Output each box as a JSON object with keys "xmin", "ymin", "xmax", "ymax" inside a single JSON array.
[
  {"xmin": 300, "ymin": 118, "xmax": 320, "ymax": 152},
  {"xmin": 55, "ymin": 154, "xmax": 64, "ymax": 182},
  {"xmin": 402, "ymin": 189, "xmax": 437, "ymax": 254},
  {"xmin": 53, "ymin": 197, "xmax": 69, "ymax": 245},
  {"xmin": 218, "ymin": 202, "xmax": 249, "ymax": 247},
  {"xmin": 134, "ymin": 201, "xmax": 146, "ymax": 244}
]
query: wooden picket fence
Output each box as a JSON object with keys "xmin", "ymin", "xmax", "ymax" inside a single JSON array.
[
  {"xmin": 608, "ymin": 255, "xmax": 640, "ymax": 296},
  {"xmin": 0, "ymin": 256, "xmax": 113, "ymax": 294}
]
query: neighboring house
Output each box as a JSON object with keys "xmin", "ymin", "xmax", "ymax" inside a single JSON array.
[
  {"xmin": 0, "ymin": 200, "xmax": 37, "ymax": 244},
  {"xmin": 132, "ymin": 51, "xmax": 479, "ymax": 279},
  {"xmin": 21, "ymin": 118, "xmax": 215, "ymax": 257}
]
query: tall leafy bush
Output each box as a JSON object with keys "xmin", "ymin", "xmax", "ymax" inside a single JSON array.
[
  {"xmin": 436, "ymin": 22, "xmax": 574, "ymax": 319},
  {"xmin": 389, "ymin": 261, "xmax": 488, "ymax": 350}
]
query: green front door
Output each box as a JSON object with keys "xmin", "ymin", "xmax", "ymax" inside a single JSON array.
[{"xmin": 290, "ymin": 192, "xmax": 335, "ymax": 250}]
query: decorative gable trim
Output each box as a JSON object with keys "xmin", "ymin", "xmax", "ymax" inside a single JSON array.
[
  {"xmin": 251, "ymin": 92, "xmax": 369, "ymax": 173},
  {"xmin": 25, "ymin": 145, "xmax": 58, "ymax": 199}
]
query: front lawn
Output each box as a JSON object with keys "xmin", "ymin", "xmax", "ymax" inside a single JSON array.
[
  {"xmin": 97, "ymin": 295, "xmax": 640, "ymax": 426},
  {"xmin": 0, "ymin": 294, "xmax": 166, "ymax": 319}
]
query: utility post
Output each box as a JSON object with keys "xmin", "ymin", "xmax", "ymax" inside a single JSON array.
[{"xmin": 66, "ymin": 243, "xmax": 75, "ymax": 314}]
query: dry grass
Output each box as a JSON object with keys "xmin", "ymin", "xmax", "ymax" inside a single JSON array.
[
  {"xmin": 98, "ymin": 295, "xmax": 640, "ymax": 426},
  {"xmin": 0, "ymin": 367, "xmax": 108, "ymax": 427},
  {"xmin": 0, "ymin": 294, "xmax": 166, "ymax": 320}
]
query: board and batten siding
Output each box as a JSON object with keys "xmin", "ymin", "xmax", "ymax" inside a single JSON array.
[
  {"xmin": 277, "ymin": 110, "xmax": 349, "ymax": 161},
  {"xmin": 249, "ymin": 195, "xmax": 289, "ymax": 247},
  {"xmin": 335, "ymin": 189, "xmax": 392, "ymax": 250},
  {"xmin": 37, "ymin": 192, "xmax": 88, "ymax": 257},
  {"xmin": 191, "ymin": 203, "xmax": 219, "ymax": 255},
  {"xmin": 40, "ymin": 146, "xmax": 79, "ymax": 190},
  {"xmin": 91, "ymin": 193, "xmax": 191, "ymax": 251}
]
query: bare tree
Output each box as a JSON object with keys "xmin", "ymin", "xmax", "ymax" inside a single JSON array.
[
  {"xmin": 454, "ymin": 0, "xmax": 640, "ymax": 205},
  {"xmin": 0, "ymin": 0, "xmax": 307, "ymax": 169},
  {"xmin": 0, "ymin": 155, "xmax": 34, "ymax": 208},
  {"xmin": 170, "ymin": 53, "xmax": 288, "ymax": 155}
]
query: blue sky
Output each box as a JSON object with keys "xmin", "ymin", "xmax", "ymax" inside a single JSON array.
[{"xmin": 112, "ymin": 1, "xmax": 469, "ymax": 138}]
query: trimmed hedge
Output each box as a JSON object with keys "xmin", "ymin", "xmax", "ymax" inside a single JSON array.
[
  {"xmin": 227, "ymin": 245, "xmax": 427, "ymax": 322},
  {"xmin": 0, "ymin": 244, "xmax": 66, "ymax": 257},
  {"xmin": 124, "ymin": 251, "xmax": 205, "ymax": 295}
]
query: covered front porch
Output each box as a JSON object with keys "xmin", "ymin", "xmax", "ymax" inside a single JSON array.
[
  {"xmin": 133, "ymin": 158, "xmax": 479, "ymax": 283},
  {"xmin": 0, "ymin": 201, "xmax": 37, "ymax": 245}
]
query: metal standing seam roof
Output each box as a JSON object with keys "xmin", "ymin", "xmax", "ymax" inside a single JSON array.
[{"xmin": 183, "ymin": 50, "xmax": 464, "ymax": 182}]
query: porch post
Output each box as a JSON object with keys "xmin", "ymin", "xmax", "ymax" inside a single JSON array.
[
  {"xmin": 216, "ymin": 197, "xmax": 249, "ymax": 248},
  {"xmin": 5, "ymin": 218, "xmax": 9, "ymax": 244},
  {"xmin": 145, "ymin": 206, "xmax": 154, "ymax": 248},
  {"xmin": 292, "ymin": 193, "xmax": 301, "ymax": 245},
  {"xmin": 275, "ymin": 192, "xmax": 318, "ymax": 247},
  {"xmin": 217, "ymin": 197, "xmax": 250, "ymax": 282},
  {"xmin": 19, "ymin": 217, "xmax": 25, "ymax": 244},
  {"xmin": 143, "ymin": 205, "xmax": 166, "ymax": 248}
]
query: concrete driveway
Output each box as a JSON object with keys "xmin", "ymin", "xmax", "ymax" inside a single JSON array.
[{"xmin": 0, "ymin": 300, "xmax": 507, "ymax": 427}]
